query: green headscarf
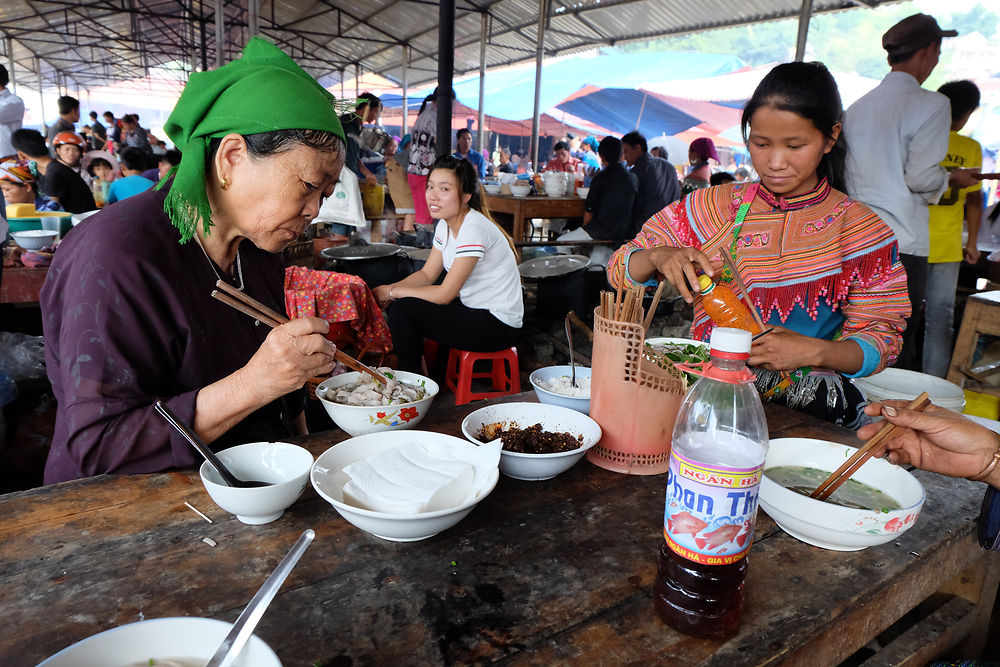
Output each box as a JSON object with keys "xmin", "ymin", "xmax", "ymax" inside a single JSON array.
[{"xmin": 161, "ymin": 36, "xmax": 345, "ymax": 242}]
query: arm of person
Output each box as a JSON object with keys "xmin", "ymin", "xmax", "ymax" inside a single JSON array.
[
  {"xmin": 373, "ymin": 248, "xmax": 444, "ymax": 304},
  {"xmin": 904, "ymin": 102, "xmax": 953, "ymax": 204},
  {"xmin": 965, "ymin": 189, "xmax": 984, "ymax": 264},
  {"xmin": 582, "ymin": 211, "xmax": 594, "ymax": 227},
  {"xmin": 857, "ymin": 401, "xmax": 1000, "ymax": 491},
  {"xmin": 359, "ymin": 161, "xmax": 377, "ymax": 187},
  {"xmin": 387, "ymin": 255, "xmax": 477, "ymax": 305}
]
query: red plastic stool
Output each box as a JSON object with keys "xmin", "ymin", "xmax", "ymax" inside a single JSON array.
[{"xmin": 445, "ymin": 347, "xmax": 521, "ymax": 405}]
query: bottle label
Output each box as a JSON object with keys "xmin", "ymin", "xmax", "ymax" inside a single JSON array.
[{"xmin": 663, "ymin": 449, "xmax": 763, "ymax": 565}]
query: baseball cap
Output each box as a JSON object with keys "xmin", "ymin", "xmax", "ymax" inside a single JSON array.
[{"xmin": 882, "ymin": 13, "xmax": 957, "ymax": 57}]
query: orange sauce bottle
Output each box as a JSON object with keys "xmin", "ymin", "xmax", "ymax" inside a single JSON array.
[{"xmin": 697, "ymin": 274, "xmax": 762, "ymax": 335}]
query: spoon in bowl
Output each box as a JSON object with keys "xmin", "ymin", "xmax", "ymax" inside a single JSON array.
[
  {"xmin": 154, "ymin": 400, "xmax": 270, "ymax": 488},
  {"xmin": 564, "ymin": 314, "xmax": 577, "ymax": 387}
]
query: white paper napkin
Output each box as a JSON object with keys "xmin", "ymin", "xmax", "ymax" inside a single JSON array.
[{"xmin": 342, "ymin": 440, "xmax": 501, "ymax": 514}]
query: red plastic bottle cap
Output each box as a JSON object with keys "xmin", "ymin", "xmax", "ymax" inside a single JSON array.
[{"xmin": 709, "ymin": 327, "xmax": 751, "ymax": 355}]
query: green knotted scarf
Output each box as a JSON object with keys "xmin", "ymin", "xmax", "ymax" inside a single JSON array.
[{"xmin": 160, "ymin": 36, "xmax": 345, "ymax": 242}]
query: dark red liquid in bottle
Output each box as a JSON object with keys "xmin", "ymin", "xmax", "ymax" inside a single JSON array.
[{"xmin": 653, "ymin": 541, "xmax": 748, "ymax": 639}]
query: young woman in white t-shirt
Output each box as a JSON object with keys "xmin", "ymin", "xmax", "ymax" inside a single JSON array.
[{"xmin": 375, "ymin": 155, "xmax": 523, "ymax": 373}]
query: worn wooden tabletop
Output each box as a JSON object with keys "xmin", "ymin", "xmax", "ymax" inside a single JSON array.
[
  {"xmin": 484, "ymin": 194, "xmax": 586, "ymax": 248},
  {"xmin": 2, "ymin": 394, "xmax": 996, "ymax": 666}
]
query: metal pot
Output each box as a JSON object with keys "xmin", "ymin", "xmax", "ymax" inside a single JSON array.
[
  {"xmin": 518, "ymin": 254, "xmax": 594, "ymax": 318},
  {"xmin": 320, "ymin": 243, "xmax": 414, "ymax": 288}
]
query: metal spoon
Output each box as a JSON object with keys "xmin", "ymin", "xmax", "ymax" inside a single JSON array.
[
  {"xmin": 153, "ymin": 400, "xmax": 269, "ymax": 488},
  {"xmin": 564, "ymin": 315, "xmax": 577, "ymax": 387},
  {"xmin": 207, "ymin": 529, "xmax": 315, "ymax": 667}
]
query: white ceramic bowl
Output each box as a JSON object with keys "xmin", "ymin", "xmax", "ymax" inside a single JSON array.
[
  {"xmin": 510, "ymin": 184, "xmax": 531, "ymax": 197},
  {"xmin": 11, "ymin": 229, "xmax": 58, "ymax": 250},
  {"xmin": 852, "ymin": 368, "xmax": 965, "ymax": 412},
  {"xmin": 576, "ymin": 187, "xmax": 590, "ymax": 198},
  {"xmin": 200, "ymin": 441, "xmax": 314, "ymax": 525},
  {"xmin": 529, "ymin": 365, "xmax": 592, "ymax": 414},
  {"xmin": 483, "ymin": 183, "xmax": 502, "ymax": 195},
  {"xmin": 311, "ymin": 430, "xmax": 499, "ymax": 541},
  {"xmin": 315, "ymin": 370, "xmax": 438, "ymax": 436},
  {"xmin": 758, "ymin": 437, "xmax": 925, "ymax": 551},
  {"xmin": 461, "ymin": 402, "xmax": 602, "ymax": 480},
  {"xmin": 38, "ymin": 617, "xmax": 280, "ymax": 666}
]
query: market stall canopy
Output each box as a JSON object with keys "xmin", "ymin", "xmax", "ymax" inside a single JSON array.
[{"xmin": 0, "ymin": 0, "xmax": 901, "ymax": 94}]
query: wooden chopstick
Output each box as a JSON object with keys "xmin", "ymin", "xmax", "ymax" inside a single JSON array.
[
  {"xmin": 211, "ymin": 280, "xmax": 391, "ymax": 386},
  {"xmin": 809, "ymin": 392, "xmax": 931, "ymax": 502},
  {"xmin": 643, "ymin": 281, "xmax": 666, "ymax": 331},
  {"xmin": 720, "ymin": 248, "xmax": 766, "ymax": 334}
]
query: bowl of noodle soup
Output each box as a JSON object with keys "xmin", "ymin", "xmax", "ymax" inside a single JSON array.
[{"xmin": 316, "ymin": 369, "xmax": 439, "ymax": 436}]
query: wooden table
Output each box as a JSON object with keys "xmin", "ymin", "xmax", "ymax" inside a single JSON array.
[
  {"xmin": 2, "ymin": 396, "xmax": 998, "ymax": 666},
  {"xmin": 0, "ymin": 265, "xmax": 48, "ymax": 304},
  {"xmin": 485, "ymin": 193, "xmax": 586, "ymax": 245}
]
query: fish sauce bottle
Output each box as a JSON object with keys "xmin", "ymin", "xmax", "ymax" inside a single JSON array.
[
  {"xmin": 654, "ymin": 327, "xmax": 769, "ymax": 638},
  {"xmin": 697, "ymin": 274, "xmax": 762, "ymax": 335}
]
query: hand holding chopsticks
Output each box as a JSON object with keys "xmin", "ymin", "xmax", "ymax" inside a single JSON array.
[
  {"xmin": 211, "ymin": 280, "xmax": 391, "ymax": 386},
  {"xmin": 810, "ymin": 392, "xmax": 931, "ymax": 502}
]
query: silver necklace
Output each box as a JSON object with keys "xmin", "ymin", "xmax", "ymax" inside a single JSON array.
[{"xmin": 194, "ymin": 234, "xmax": 244, "ymax": 291}]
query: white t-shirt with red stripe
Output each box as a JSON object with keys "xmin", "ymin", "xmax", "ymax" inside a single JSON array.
[{"xmin": 433, "ymin": 210, "xmax": 523, "ymax": 328}]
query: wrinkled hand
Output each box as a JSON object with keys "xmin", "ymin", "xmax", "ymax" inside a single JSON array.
[
  {"xmin": 857, "ymin": 400, "xmax": 1000, "ymax": 483},
  {"xmin": 644, "ymin": 246, "xmax": 717, "ymax": 303},
  {"xmin": 241, "ymin": 317, "xmax": 337, "ymax": 404},
  {"xmin": 749, "ymin": 326, "xmax": 817, "ymax": 371}
]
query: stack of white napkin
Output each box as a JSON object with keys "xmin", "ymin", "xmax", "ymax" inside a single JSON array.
[{"xmin": 342, "ymin": 439, "xmax": 502, "ymax": 514}]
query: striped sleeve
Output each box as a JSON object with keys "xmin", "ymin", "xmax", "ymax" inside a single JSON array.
[
  {"xmin": 454, "ymin": 221, "xmax": 487, "ymax": 260},
  {"xmin": 606, "ymin": 196, "xmax": 697, "ymax": 289}
]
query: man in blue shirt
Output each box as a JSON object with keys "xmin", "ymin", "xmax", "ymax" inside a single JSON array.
[{"xmin": 452, "ymin": 128, "xmax": 485, "ymax": 179}]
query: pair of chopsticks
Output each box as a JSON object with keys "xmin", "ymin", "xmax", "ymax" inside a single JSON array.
[
  {"xmin": 809, "ymin": 391, "xmax": 931, "ymax": 502},
  {"xmin": 211, "ymin": 280, "xmax": 390, "ymax": 386}
]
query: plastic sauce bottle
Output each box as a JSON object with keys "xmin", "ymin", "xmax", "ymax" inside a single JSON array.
[
  {"xmin": 697, "ymin": 273, "xmax": 762, "ymax": 335},
  {"xmin": 653, "ymin": 327, "xmax": 769, "ymax": 638}
]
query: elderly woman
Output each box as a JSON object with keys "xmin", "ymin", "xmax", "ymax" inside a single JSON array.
[{"xmin": 41, "ymin": 38, "xmax": 342, "ymax": 484}]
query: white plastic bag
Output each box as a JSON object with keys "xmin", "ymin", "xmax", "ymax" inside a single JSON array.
[{"xmin": 315, "ymin": 167, "xmax": 366, "ymax": 228}]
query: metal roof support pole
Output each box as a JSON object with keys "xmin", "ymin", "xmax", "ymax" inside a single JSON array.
[
  {"xmin": 339, "ymin": 68, "xmax": 345, "ymax": 99},
  {"xmin": 476, "ymin": 12, "xmax": 487, "ymax": 154},
  {"xmin": 215, "ymin": 0, "xmax": 225, "ymax": 68},
  {"xmin": 248, "ymin": 0, "xmax": 260, "ymax": 38},
  {"xmin": 356, "ymin": 63, "xmax": 361, "ymax": 97},
  {"xmin": 401, "ymin": 45, "xmax": 409, "ymax": 135},
  {"xmin": 794, "ymin": 0, "xmax": 814, "ymax": 61},
  {"xmin": 35, "ymin": 58, "xmax": 46, "ymax": 136},
  {"xmin": 530, "ymin": 0, "xmax": 548, "ymax": 172},
  {"xmin": 5, "ymin": 38, "xmax": 15, "ymax": 95},
  {"xmin": 436, "ymin": 0, "xmax": 455, "ymax": 157}
]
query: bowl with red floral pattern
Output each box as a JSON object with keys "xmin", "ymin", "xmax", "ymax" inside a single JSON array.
[
  {"xmin": 316, "ymin": 370, "xmax": 439, "ymax": 436},
  {"xmin": 758, "ymin": 437, "xmax": 925, "ymax": 551}
]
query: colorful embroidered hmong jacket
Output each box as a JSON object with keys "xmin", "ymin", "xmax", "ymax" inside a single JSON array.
[{"xmin": 607, "ymin": 180, "xmax": 910, "ymax": 376}]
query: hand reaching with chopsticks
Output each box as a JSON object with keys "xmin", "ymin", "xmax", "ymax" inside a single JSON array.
[
  {"xmin": 241, "ymin": 317, "xmax": 338, "ymax": 403},
  {"xmin": 857, "ymin": 401, "xmax": 1000, "ymax": 489}
]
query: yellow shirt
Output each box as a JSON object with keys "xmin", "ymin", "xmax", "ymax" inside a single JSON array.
[{"xmin": 928, "ymin": 131, "xmax": 982, "ymax": 263}]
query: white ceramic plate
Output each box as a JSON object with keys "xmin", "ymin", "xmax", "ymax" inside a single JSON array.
[{"xmin": 853, "ymin": 368, "xmax": 965, "ymax": 411}]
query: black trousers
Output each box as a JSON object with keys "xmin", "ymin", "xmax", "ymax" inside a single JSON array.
[
  {"xmin": 897, "ymin": 253, "xmax": 927, "ymax": 371},
  {"xmin": 386, "ymin": 297, "xmax": 520, "ymax": 373}
]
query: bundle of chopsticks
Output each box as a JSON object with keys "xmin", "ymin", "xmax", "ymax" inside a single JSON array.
[
  {"xmin": 809, "ymin": 391, "xmax": 931, "ymax": 502},
  {"xmin": 599, "ymin": 280, "xmax": 667, "ymax": 332},
  {"xmin": 210, "ymin": 280, "xmax": 390, "ymax": 386}
]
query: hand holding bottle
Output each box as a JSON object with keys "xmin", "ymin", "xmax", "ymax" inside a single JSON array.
[{"xmin": 629, "ymin": 245, "xmax": 718, "ymax": 303}]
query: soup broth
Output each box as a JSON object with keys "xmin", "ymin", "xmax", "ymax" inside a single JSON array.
[{"xmin": 765, "ymin": 465, "xmax": 902, "ymax": 511}]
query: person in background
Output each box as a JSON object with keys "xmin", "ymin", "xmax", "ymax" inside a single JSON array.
[
  {"xmin": 142, "ymin": 148, "xmax": 181, "ymax": 183},
  {"xmin": 120, "ymin": 114, "xmax": 152, "ymax": 154},
  {"xmin": 857, "ymin": 401, "xmax": 1000, "ymax": 550},
  {"xmin": 87, "ymin": 111, "xmax": 108, "ymax": 151},
  {"xmin": 566, "ymin": 133, "xmax": 584, "ymax": 159},
  {"xmin": 53, "ymin": 131, "xmax": 91, "ymax": 187},
  {"xmin": 844, "ymin": 13, "xmax": 979, "ymax": 371},
  {"xmin": 451, "ymin": 128, "xmax": 485, "ymax": 180},
  {"xmin": 621, "ymin": 131, "xmax": 681, "ymax": 238},
  {"xmin": 710, "ymin": 172, "xmax": 736, "ymax": 186},
  {"xmin": 375, "ymin": 155, "xmax": 522, "ymax": 374},
  {"xmin": 106, "ymin": 146, "xmax": 155, "ymax": 204},
  {"xmin": 339, "ymin": 91, "xmax": 381, "ymax": 187},
  {"xmin": 46, "ymin": 95, "xmax": 79, "ymax": 149},
  {"xmin": 86, "ymin": 156, "xmax": 114, "ymax": 206},
  {"xmin": 734, "ymin": 167, "xmax": 750, "ymax": 182},
  {"xmin": 103, "ymin": 111, "xmax": 122, "ymax": 148},
  {"xmin": 610, "ymin": 62, "xmax": 909, "ymax": 429},
  {"xmin": 0, "ymin": 65, "xmax": 25, "ymax": 160},
  {"xmin": 682, "ymin": 137, "xmax": 718, "ymax": 194},
  {"xmin": 407, "ymin": 91, "xmax": 439, "ymax": 247},
  {"xmin": 497, "ymin": 148, "xmax": 517, "ymax": 174},
  {"xmin": 11, "ymin": 128, "xmax": 95, "ymax": 213},
  {"xmin": 544, "ymin": 140, "xmax": 581, "ymax": 173},
  {"xmin": 0, "ymin": 160, "xmax": 63, "ymax": 211},
  {"xmin": 580, "ymin": 136, "xmax": 601, "ymax": 171},
  {"xmin": 923, "ymin": 80, "xmax": 983, "ymax": 378}
]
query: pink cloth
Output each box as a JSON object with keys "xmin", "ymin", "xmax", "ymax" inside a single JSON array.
[
  {"xmin": 283, "ymin": 266, "xmax": 392, "ymax": 355},
  {"xmin": 407, "ymin": 172, "xmax": 431, "ymax": 226}
]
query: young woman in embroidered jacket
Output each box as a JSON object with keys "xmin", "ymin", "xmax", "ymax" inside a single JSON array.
[
  {"xmin": 607, "ymin": 62, "xmax": 910, "ymax": 428},
  {"xmin": 376, "ymin": 155, "xmax": 523, "ymax": 373}
]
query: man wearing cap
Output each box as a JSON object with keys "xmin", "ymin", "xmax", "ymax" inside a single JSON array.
[{"xmin": 844, "ymin": 13, "xmax": 980, "ymax": 371}]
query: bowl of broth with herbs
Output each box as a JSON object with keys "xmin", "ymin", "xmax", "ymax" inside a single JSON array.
[{"xmin": 758, "ymin": 437, "xmax": 925, "ymax": 551}]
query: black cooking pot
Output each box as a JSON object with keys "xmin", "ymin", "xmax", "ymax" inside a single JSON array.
[
  {"xmin": 518, "ymin": 254, "xmax": 596, "ymax": 318},
  {"xmin": 320, "ymin": 243, "xmax": 414, "ymax": 288}
]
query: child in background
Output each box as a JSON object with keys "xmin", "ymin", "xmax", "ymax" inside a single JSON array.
[{"xmin": 105, "ymin": 147, "xmax": 155, "ymax": 204}]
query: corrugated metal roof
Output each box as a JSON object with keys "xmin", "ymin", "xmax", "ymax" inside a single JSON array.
[{"xmin": 0, "ymin": 0, "xmax": 901, "ymax": 92}]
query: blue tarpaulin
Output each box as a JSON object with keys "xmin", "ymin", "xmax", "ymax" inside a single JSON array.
[{"xmin": 555, "ymin": 89, "xmax": 702, "ymax": 138}]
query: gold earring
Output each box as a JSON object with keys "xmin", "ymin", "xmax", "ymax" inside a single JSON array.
[{"xmin": 220, "ymin": 177, "xmax": 229, "ymax": 190}]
